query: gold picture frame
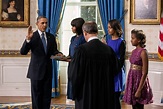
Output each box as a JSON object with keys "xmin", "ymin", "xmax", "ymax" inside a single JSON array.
[
  {"xmin": 130, "ymin": 0, "xmax": 161, "ymax": 25},
  {"xmin": 0, "ymin": 0, "xmax": 29, "ymax": 27}
]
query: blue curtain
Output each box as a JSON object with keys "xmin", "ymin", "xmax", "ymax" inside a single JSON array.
[
  {"xmin": 38, "ymin": 0, "xmax": 66, "ymax": 98},
  {"xmin": 97, "ymin": 0, "xmax": 126, "ymax": 40}
]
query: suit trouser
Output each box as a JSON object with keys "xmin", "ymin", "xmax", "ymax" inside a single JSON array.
[
  {"xmin": 114, "ymin": 92, "xmax": 121, "ymax": 109},
  {"xmin": 31, "ymin": 75, "xmax": 52, "ymax": 109}
]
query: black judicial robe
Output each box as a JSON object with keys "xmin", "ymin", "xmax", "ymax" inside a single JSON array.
[{"xmin": 70, "ymin": 39, "xmax": 119, "ymax": 109}]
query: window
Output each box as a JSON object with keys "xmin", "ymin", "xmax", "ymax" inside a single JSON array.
[
  {"xmin": 65, "ymin": 0, "xmax": 104, "ymax": 36},
  {"xmin": 81, "ymin": 0, "xmax": 103, "ymax": 36},
  {"xmin": 59, "ymin": 0, "xmax": 104, "ymax": 55},
  {"xmin": 81, "ymin": 6, "xmax": 103, "ymax": 36}
]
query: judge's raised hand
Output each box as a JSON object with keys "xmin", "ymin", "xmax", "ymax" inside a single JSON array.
[{"xmin": 26, "ymin": 26, "xmax": 33, "ymax": 40}]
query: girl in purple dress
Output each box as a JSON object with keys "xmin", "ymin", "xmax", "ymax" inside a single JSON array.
[{"xmin": 123, "ymin": 29, "xmax": 153, "ymax": 109}]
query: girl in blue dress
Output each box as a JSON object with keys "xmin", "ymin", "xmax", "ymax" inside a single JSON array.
[
  {"xmin": 67, "ymin": 18, "xmax": 86, "ymax": 100},
  {"xmin": 107, "ymin": 19, "xmax": 126, "ymax": 109}
]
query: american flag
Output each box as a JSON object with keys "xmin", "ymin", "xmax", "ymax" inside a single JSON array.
[{"xmin": 158, "ymin": 13, "xmax": 163, "ymax": 60}]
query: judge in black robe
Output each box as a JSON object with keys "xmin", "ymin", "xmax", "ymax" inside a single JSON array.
[{"xmin": 70, "ymin": 21, "xmax": 119, "ymax": 109}]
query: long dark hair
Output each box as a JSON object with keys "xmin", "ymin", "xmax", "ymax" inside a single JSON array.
[
  {"xmin": 7, "ymin": 0, "xmax": 17, "ymax": 8},
  {"xmin": 108, "ymin": 19, "xmax": 123, "ymax": 37},
  {"xmin": 71, "ymin": 18, "xmax": 85, "ymax": 35}
]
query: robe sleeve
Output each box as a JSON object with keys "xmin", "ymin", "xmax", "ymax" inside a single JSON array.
[
  {"xmin": 69, "ymin": 46, "xmax": 86, "ymax": 100},
  {"xmin": 118, "ymin": 40, "xmax": 126, "ymax": 68}
]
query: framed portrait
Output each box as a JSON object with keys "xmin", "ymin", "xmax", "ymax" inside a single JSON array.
[
  {"xmin": 0, "ymin": 0, "xmax": 29, "ymax": 27},
  {"xmin": 130, "ymin": 0, "xmax": 161, "ymax": 25}
]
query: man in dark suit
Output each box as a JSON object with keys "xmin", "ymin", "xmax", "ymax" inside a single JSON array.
[
  {"xmin": 20, "ymin": 16, "xmax": 63, "ymax": 109},
  {"xmin": 70, "ymin": 21, "xmax": 119, "ymax": 109}
]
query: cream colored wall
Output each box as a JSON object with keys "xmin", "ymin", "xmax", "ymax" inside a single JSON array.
[
  {"xmin": 124, "ymin": 1, "xmax": 160, "ymax": 53},
  {"xmin": 0, "ymin": 1, "xmax": 160, "ymax": 52},
  {"xmin": 0, "ymin": 0, "xmax": 38, "ymax": 50}
]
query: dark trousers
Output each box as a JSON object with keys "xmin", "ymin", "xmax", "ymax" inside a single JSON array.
[
  {"xmin": 132, "ymin": 102, "xmax": 144, "ymax": 109},
  {"xmin": 31, "ymin": 76, "xmax": 52, "ymax": 109},
  {"xmin": 114, "ymin": 92, "xmax": 121, "ymax": 109}
]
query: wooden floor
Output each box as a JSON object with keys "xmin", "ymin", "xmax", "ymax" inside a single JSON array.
[{"xmin": 0, "ymin": 95, "xmax": 162, "ymax": 109}]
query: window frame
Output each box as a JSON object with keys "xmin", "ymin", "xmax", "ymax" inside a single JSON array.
[{"xmin": 66, "ymin": 1, "xmax": 104, "ymax": 36}]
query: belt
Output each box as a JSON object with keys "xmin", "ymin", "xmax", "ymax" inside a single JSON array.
[{"xmin": 130, "ymin": 64, "xmax": 142, "ymax": 70}]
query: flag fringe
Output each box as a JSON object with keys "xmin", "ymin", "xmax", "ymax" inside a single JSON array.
[{"xmin": 158, "ymin": 53, "xmax": 163, "ymax": 61}]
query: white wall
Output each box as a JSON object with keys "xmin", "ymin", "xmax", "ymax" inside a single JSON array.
[
  {"xmin": 0, "ymin": 57, "xmax": 30, "ymax": 96},
  {"xmin": 0, "ymin": 58, "xmax": 162, "ymax": 105}
]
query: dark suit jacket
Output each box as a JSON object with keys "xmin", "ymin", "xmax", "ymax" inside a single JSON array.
[{"xmin": 20, "ymin": 30, "xmax": 59, "ymax": 80}]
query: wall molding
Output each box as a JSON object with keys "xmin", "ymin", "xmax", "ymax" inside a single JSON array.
[
  {"xmin": 0, "ymin": 50, "xmax": 30, "ymax": 57},
  {"xmin": 126, "ymin": 51, "xmax": 161, "ymax": 62},
  {"xmin": 0, "ymin": 50, "xmax": 162, "ymax": 61}
]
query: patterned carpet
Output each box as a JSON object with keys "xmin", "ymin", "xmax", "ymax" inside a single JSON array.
[{"xmin": 0, "ymin": 102, "xmax": 75, "ymax": 109}]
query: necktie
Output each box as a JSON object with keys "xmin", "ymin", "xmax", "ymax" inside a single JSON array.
[{"xmin": 41, "ymin": 33, "xmax": 47, "ymax": 53}]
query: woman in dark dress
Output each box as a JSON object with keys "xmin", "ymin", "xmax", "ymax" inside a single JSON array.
[
  {"xmin": 2, "ymin": 0, "xmax": 21, "ymax": 21},
  {"xmin": 67, "ymin": 18, "xmax": 86, "ymax": 100}
]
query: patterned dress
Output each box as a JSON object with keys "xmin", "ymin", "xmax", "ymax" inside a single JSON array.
[{"xmin": 123, "ymin": 48, "xmax": 153, "ymax": 105}]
